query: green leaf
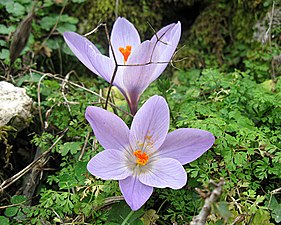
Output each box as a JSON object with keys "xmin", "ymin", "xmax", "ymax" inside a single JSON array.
[
  {"xmin": 59, "ymin": 142, "xmax": 82, "ymax": 156},
  {"xmin": 11, "ymin": 195, "xmax": 27, "ymax": 204},
  {"xmin": 18, "ymin": 0, "xmax": 32, "ymax": 3},
  {"xmin": 60, "ymin": 15, "xmax": 79, "ymax": 24},
  {"xmin": 71, "ymin": 0, "xmax": 86, "ymax": 3},
  {"xmin": 5, "ymin": 2, "xmax": 26, "ymax": 17},
  {"xmin": 57, "ymin": 23, "xmax": 76, "ymax": 33},
  {"xmin": 0, "ymin": 49, "xmax": 9, "ymax": 60},
  {"xmin": 16, "ymin": 72, "xmax": 42, "ymax": 86},
  {"xmin": 0, "ymin": 25, "xmax": 16, "ymax": 35},
  {"xmin": 74, "ymin": 161, "xmax": 87, "ymax": 182},
  {"xmin": 108, "ymin": 202, "xmax": 144, "ymax": 224},
  {"xmin": 40, "ymin": 16, "xmax": 57, "ymax": 30},
  {"xmin": 0, "ymin": 216, "xmax": 9, "ymax": 225},
  {"xmin": 269, "ymin": 195, "xmax": 281, "ymax": 223},
  {"xmin": 74, "ymin": 202, "xmax": 92, "ymax": 217},
  {"xmin": 272, "ymin": 205, "xmax": 281, "ymax": 223},
  {"xmin": 4, "ymin": 207, "xmax": 18, "ymax": 217},
  {"xmin": 216, "ymin": 202, "xmax": 231, "ymax": 221},
  {"xmin": 252, "ymin": 209, "xmax": 275, "ymax": 225},
  {"xmin": 0, "ymin": 40, "xmax": 6, "ymax": 47}
]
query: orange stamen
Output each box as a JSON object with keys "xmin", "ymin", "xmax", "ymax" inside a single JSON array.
[
  {"xmin": 134, "ymin": 150, "xmax": 149, "ymax": 166},
  {"xmin": 119, "ymin": 45, "xmax": 132, "ymax": 63}
]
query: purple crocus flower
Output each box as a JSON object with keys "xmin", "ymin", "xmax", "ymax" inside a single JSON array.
[
  {"xmin": 64, "ymin": 17, "xmax": 181, "ymax": 115},
  {"xmin": 85, "ymin": 95, "xmax": 215, "ymax": 210}
]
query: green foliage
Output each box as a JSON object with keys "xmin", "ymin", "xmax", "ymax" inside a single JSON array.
[
  {"xmin": 162, "ymin": 68, "xmax": 280, "ymax": 224},
  {"xmin": 244, "ymin": 43, "xmax": 281, "ymax": 83},
  {"xmin": 1, "ymin": 0, "xmax": 281, "ymax": 225},
  {"xmin": 0, "ymin": 216, "xmax": 9, "ymax": 225},
  {"xmin": 0, "ymin": 0, "xmax": 82, "ymax": 67},
  {"xmin": 4, "ymin": 195, "xmax": 27, "ymax": 217},
  {"xmin": 267, "ymin": 195, "xmax": 281, "ymax": 223},
  {"xmin": 107, "ymin": 202, "xmax": 144, "ymax": 224}
]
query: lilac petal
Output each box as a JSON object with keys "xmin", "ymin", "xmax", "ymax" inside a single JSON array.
[
  {"xmin": 87, "ymin": 149, "xmax": 132, "ymax": 180},
  {"xmin": 87, "ymin": 53, "xmax": 115, "ymax": 83},
  {"xmin": 150, "ymin": 22, "xmax": 179, "ymax": 44},
  {"xmin": 122, "ymin": 41, "xmax": 156, "ymax": 114},
  {"xmin": 119, "ymin": 176, "xmax": 153, "ymax": 211},
  {"xmin": 110, "ymin": 17, "xmax": 141, "ymax": 65},
  {"xmin": 85, "ymin": 106, "xmax": 130, "ymax": 151},
  {"xmin": 63, "ymin": 32, "xmax": 101, "ymax": 74},
  {"xmin": 150, "ymin": 22, "xmax": 181, "ymax": 81},
  {"xmin": 155, "ymin": 128, "xmax": 215, "ymax": 165},
  {"xmin": 139, "ymin": 158, "xmax": 187, "ymax": 189},
  {"xmin": 129, "ymin": 96, "xmax": 169, "ymax": 153}
]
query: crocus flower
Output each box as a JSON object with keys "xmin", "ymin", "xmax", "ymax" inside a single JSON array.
[
  {"xmin": 85, "ymin": 95, "xmax": 215, "ymax": 210},
  {"xmin": 64, "ymin": 17, "xmax": 181, "ymax": 115}
]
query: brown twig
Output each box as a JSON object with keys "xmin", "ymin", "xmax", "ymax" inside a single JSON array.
[
  {"xmin": 83, "ymin": 21, "xmax": 102, "ymax": 37},
  {"xmin": 39, "ymin": 2, "xmax": 66, "ymax": 50},
  {"xmin": 61, "ymin": 71, "xmax": 80, "ymax": 113},
  {"xmin": 30, "ymin": 69, "xmax": 133, "ymax": 117},
  {"xmin": 190, "ymin": 179, "xmax": 225, "ymax": 225},
  {"xmin": 78, "ymin": 131, "xmax": 90, "ymax": 161},
  {"xmin": 94, "ymin": 196, "xmax": 124, "ymax": 211},
  {"xmin": 0, "ymin": 200, "xmax": 27, "ymax": 209},
  {"xmin": 102, "ymin": 23, "xmax": 119, "ymax": 110},
  {"xmin": 37, "ymin": 73, "xmax": 49, "ymax": 129},
  {"xmin": 271, "ymin": 186, "xmax": 281, "ymax": 194}
]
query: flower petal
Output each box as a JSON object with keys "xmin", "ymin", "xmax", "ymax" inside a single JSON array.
[
  {"xmin": 122, "ymin": 41, "xmax": 156, "ymax": 114},
  {"xmin": 155, "ymin": 128, "xmax": 215, "ymax": 165},
  {"xmin": 85, "ymin": 106, "xmax": 130, "ymax": 151},
  {"xmin": 63, "ymin": 32, "xmax": 101, "ymax": 74},
  {"xmin": 149, "ymin": 22, "xmax": 181, "ymax": 81},
  {"xmin": 129, "ymin": 96, "xmax": 169, "ymax": 153},
  {"xmin": 110, "ymin": 17, "xmax": 141, "ymax": 64},
  {"xmin": 139, "ymin": 158, "xmax": 187, "ymax": 189},
  {"xmin": 119, "ymin": 176, "xmax": 153, "ymax": 211},
  {"xmin": 87, "ymin": 149, "xmax": 132, "ymax": 180},
  {"xmin": 87, "ymin": 53, "xmax": 115, "ymax": 83}
]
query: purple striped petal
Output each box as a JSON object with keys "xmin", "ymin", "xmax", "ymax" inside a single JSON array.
[
  {"xmin": 87, "ymin": 53, "xmax": 115, "ymax": 83},
  {"xmin": 139, "ymin": 158, "xmax": 187, "ymax": 189},
  {"xmin": 110, "ymin": 17, "xmax": 141, "ymax": 64},
  {"xmin": 149, "ymin": 22, "xmax": 181, "ymax": 81},
  {"xmin": 85, "ymin": 106, "xmax": 130, "ymax": 151},
  {"xmin": 129, "ymin": 96, "xmax": 169, "ymax": 154},
  {"xmin": 119, "ymin": 176, "xmax": 153, "ymax": 211},
  {"xmin": 63, "ymin": 32, "xmax": 101, "ymax": 75},
  {"xmin": 155, "ymin": 128, "xmax": 215, "ymax": 165},
  {"xmin": 87, "ymin": 149, "xmax": 132, "ymax": 180},
  {"xmin": 122, "ymin": 41, "xmax": 156, "ymax": 114}
]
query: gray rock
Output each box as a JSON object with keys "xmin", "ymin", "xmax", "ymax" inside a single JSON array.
[{"xmin": 0, "ymin": 81, "xmax": 33, "ymax": 131}]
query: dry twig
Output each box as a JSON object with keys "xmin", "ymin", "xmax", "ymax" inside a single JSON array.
[
  {"xmin": 39, "ymin": 2, "xmax": 66, "ymax": 50},
  {"xmin": 78, "ymin": 131, "xmax": 90, "ymax": 161},
  {"xmin": 190, "ymin": 179, "xmax": 225, "ymax": 225},
  {"xmin": 30, "ymin": 69, "xmax": 133, "ymax": 117},
  {"xmin": 271, "ymin": 186, "xmax": 281, "ymax": 194}
]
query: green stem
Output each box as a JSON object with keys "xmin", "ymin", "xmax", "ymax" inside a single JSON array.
[{"xmin": 121, "ymin": 210, "xmax": 134, "ymax": 225}]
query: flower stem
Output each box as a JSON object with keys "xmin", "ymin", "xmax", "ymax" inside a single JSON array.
[{"xmin": 121, "ymin": 210, "xmax": 134, "ymax": 225}]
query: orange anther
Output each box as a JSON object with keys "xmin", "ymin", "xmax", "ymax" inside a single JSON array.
[
  {"xmin": 134, "ymin": 150, "xmax": 149, "ymax": 166},
  {"xmin": 119, "ymin": 45, "xmax": 132, "ymax": 63},
  {"xmin": 145, "ymin": 135, "xmax": 152, "ymax": 140}
]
